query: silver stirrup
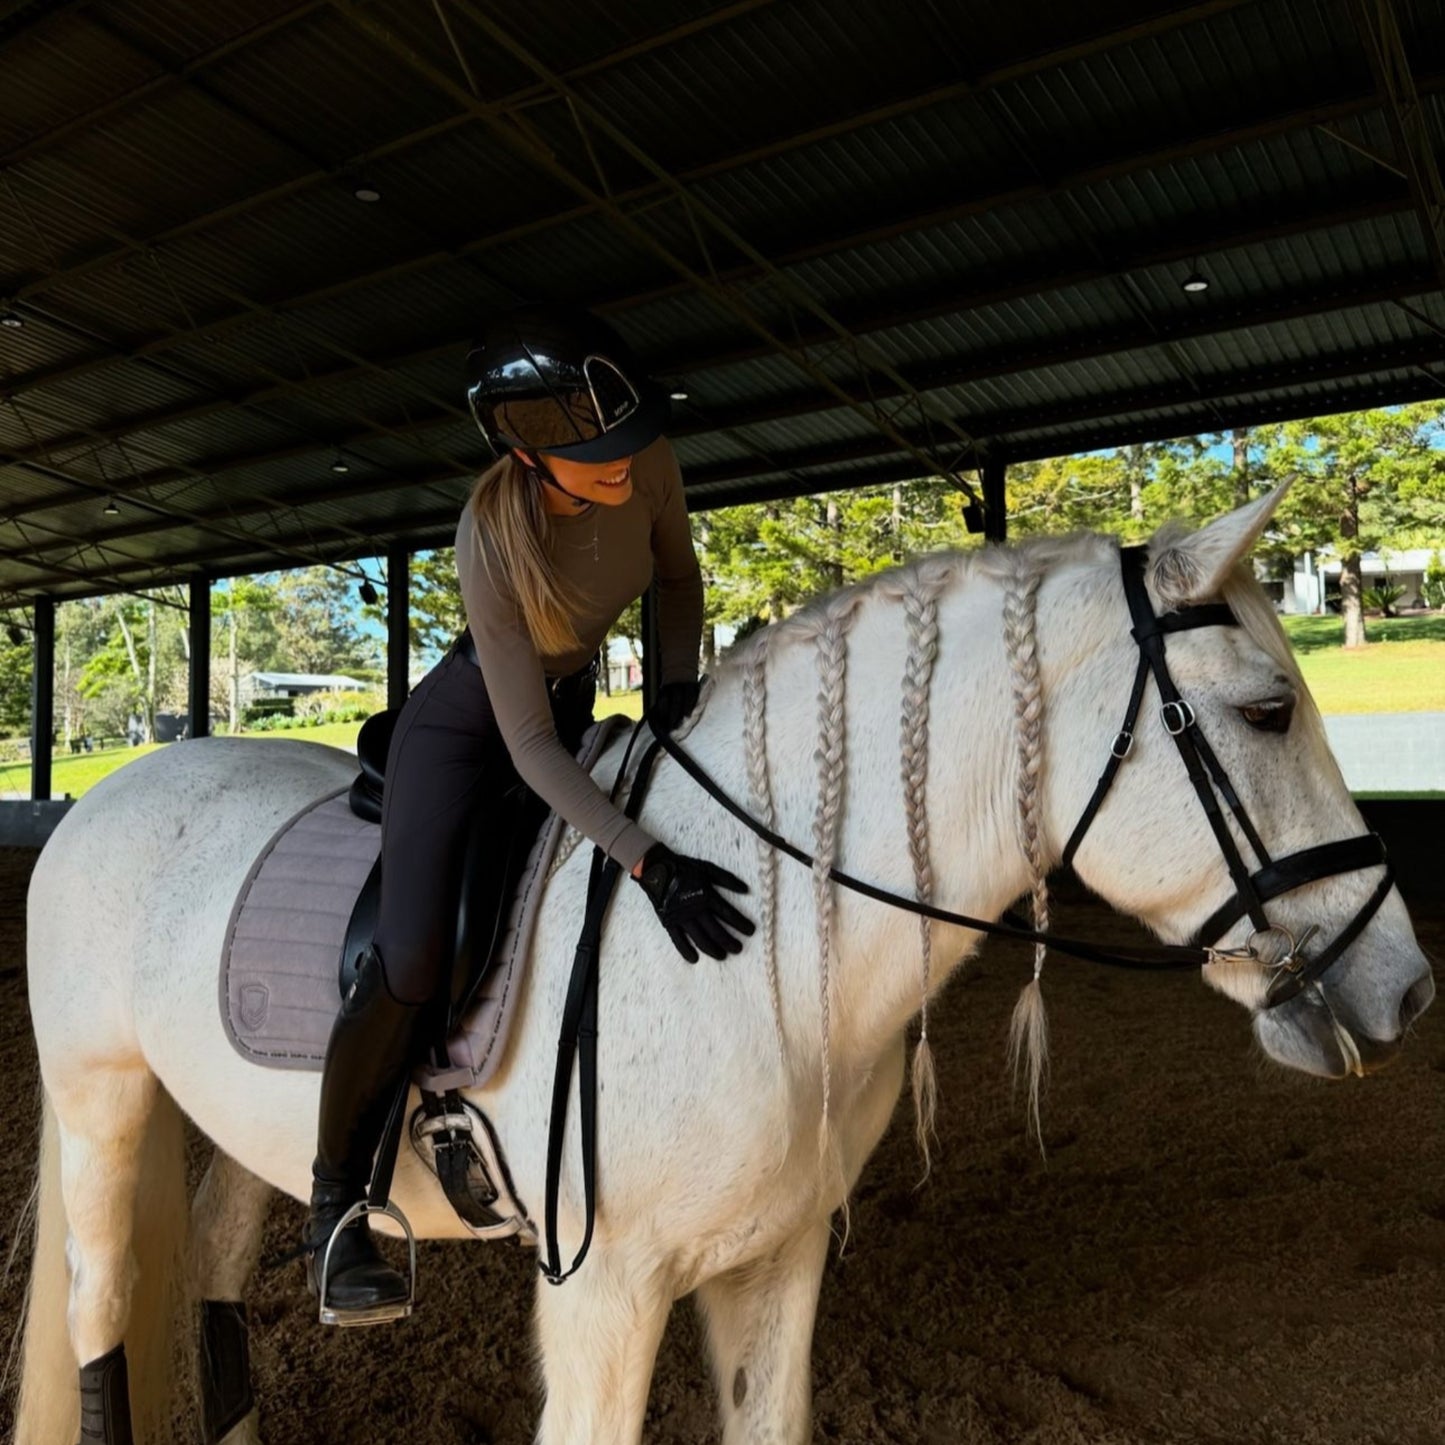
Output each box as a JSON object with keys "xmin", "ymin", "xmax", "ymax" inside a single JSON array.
[{"xmin": 317, "ymin": 1199, "xmax": 417, "ymax": 1328}]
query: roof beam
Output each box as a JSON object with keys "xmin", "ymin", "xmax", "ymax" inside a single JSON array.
[
  {"xmin": 11, "ymin": 342, "xmax": 1445, "ymax": 600},
  {"xmin": 3, "ymin": 257, "xmax": 1432, "ymax": 545},
  {"xmin": 955, "ymin": 337, "xmax": 1445, "ymax": 445},
  {"xmin": 6, "ymin": 464, "xmax": 468, "ymax": 561},
  {"xmin": 5, "ymin": 181, "xmax": 1407, "ymax": 471},
  {"xmin": 0, "ymin": 495, "xmax": 472, "ymax": 595},
  {"xmin": 1347, "ymin": 0, "xmax": 1445, "ymax": 284},
  {"xmin": 338, "ymin": 0, "xmax": 994, "ymax": 505},
  {"xmin": 664, "ymin": 266, "xmax": 1441, "ymax": 437},
  {"xmin": 0, "ymin": 1, "xmax": 776, "ymax": 293},
  {"xmin": 598, "ymin": 74, "xmax": 1445, "ymax": 319},
  {"xmin": 0, "ymin": 3, "xmax": 326, "ymax": 173},
  {"xmin": 674, "ymin": 335, "xmax": 1445, "ymax": 485},
  {"xmin": 3, "ymin": 0, "xmax": 1250, "ymax": 317},
  {"xmin": 5, "ymin": 10, "xmax": 1392, "ymax": 406}
]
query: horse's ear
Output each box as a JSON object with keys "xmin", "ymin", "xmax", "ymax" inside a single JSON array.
[{"xmin": 1147, "ymin": 481, "xmax": 1292, "ymax": 607}]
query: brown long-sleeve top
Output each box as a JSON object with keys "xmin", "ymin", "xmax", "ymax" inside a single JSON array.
[{"xmin": 454, "ymin": 436, "xmax": 703, "ymax": 871}]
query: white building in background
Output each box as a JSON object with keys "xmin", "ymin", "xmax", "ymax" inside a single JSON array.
[
  {"xmin": 245, "ymin": 670, "xmax": 365, "ymax": 704},
  {"xmin": 1282, "ymin": 548, "xmax": 1441, "ymax": 615}
]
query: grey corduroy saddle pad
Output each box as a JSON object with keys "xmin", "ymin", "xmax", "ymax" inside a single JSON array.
[{"xmin": 220, "ymin": 717, "xmax": 622, "ymax": 1085}]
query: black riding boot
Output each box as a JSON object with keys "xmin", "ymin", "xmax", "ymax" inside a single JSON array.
[{"xmin": 305, "ymin": 944, "xmax": 426, "ymax": 1324}]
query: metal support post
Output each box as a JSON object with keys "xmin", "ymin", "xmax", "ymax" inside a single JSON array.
[
  {"xmin": 982, "ymin": 456, "xmax": 1008, "ymax": 543},
  {"xmin": 30, "ymin": 596, "xmax": 54, "ymax": 801},
  {"xmin": 189, "ymin": 573, "xmax": 211, "ymax": 738},
  {"xmin": 387, "ymin": 543, "xmax": 410, "ymax": 711}
]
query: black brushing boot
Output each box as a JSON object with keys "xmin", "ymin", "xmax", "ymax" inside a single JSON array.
[
  {"xmin": 78, "ymin": 1345, "xmax": 134, "ymax": 1445},
  {"xmin": 200, "ymin": 1300, "xmax": 254, "ymax": 1443},
  {"xmin": 304, "ymin": 944, "xmax": 426, "ymax": 1325}
]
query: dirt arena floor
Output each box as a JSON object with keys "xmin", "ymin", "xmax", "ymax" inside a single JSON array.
[{"xmin": 0, "ymin": 841, "xmax": 1440, "ymax": 1444}]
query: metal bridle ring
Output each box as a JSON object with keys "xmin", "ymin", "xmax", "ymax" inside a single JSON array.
[{"xmin": 1247, "ymin": 923, "xmax": 1305, "ymax": 973}]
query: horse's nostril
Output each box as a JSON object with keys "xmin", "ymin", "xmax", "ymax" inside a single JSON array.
[{"xmin": 1399, "ymin": 973, "xmax": 1436, "ymax": 1033}]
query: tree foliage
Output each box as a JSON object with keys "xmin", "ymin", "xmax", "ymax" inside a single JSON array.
[{"xmin": 3, "ymin": 404, "xmax": 1442, "ymax": 743}]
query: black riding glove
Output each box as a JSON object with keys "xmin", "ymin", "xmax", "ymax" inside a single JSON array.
[
  {"xmin": 635, "ymin": 843, "xmax": 755, "ymax": 963},
  {"xmin": 648, "ymin": 678, "xmax": 701, "ymax": 735}
]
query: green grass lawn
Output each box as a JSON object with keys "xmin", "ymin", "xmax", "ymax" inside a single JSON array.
[
  {"xmin": 0, "ymin": 693, "xmax": 650, "ymax": 800},
  {"xmin": 2, "ymin": 620, "xmax": 1437, "ymax": 804},
  {"xmin": 1282, "ymin": 614, "xmax": 1445, "ymax": 715}
]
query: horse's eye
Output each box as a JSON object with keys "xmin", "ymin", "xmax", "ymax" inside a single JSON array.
[{"xmin": 1238, "ymin": 699, "xmax": 1293, "ymax": 734}]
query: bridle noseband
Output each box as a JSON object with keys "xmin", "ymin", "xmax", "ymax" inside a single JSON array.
[
  {"xmin": 1061, "ymin": 546, "xmax": 1393, "ymax": 1009},
  {"xmin": 651, "ymin": 545, "xmax": 1394, "ymax": 1010}
]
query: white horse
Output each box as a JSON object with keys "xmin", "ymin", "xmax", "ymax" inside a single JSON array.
[{"xmin": 15, "ymin": 489, "xmax": 1434, "ymax": 1444}]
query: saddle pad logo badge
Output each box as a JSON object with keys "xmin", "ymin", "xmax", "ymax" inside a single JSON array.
[{"xmin": 239, "ymin": 983, "xmax": 270, "ymax": 1031}]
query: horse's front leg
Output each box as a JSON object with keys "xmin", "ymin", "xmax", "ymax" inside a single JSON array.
[
  {"xmin": 533, "ymin": 1250, "xmax": 674, "ymax": 1445},
  {"xmin": 696, "ymin": 1216, "xmax": 831, "ymax": 1445},
  {"xmin": 191, "ymin": 1149, "xmax": 272, "ymax": 1445}
]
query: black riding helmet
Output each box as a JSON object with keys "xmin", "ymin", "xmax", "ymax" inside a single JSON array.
[{"xmin": 466, "ymin": 307, "xmax": 670, "ymax": 464}]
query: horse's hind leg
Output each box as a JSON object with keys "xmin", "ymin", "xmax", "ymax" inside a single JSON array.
[
  {"xmin": 49, "ymin": 1061, "xmax": 188, "ymax": 1445},
  {"xmin": 191, "ymin": 1149, "xmax": 273, "ymax": 1445},
  {"xmin": 533, "ymin": 1251, "xmax": 674, "ymax": 1445},
  {"xmin": 696, "ymin": 1217, "xmax": 831, "ymax": 1445}
]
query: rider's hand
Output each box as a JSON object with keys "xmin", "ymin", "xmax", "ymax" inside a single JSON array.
[
  {"xmin": 648, "ymin": 678, "xmax": 701, "ymax": 735},
  {"xmin": 634, "ymin": 844, "xmax": 754, "ymax": 963}
]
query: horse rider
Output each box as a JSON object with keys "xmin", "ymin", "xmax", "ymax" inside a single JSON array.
[{"xmin": 303, "ymin": 306, "xmax": 756, "ymax": 1322}]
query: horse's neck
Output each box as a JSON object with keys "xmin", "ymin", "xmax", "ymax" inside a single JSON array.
[{"xmin": 677, "ymin": 569, "xmax": 1041, "ymax": 1072}]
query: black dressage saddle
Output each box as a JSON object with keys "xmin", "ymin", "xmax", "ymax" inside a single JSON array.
[{"xmin": 338, "ymin": 708, "xmax": 548, "ymax": 1031}]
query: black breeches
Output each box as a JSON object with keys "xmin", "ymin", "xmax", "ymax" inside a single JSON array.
[
  {"xmin": 370, "ymin": 645, "xmax": 509, "ymax": 1004},
  {"xmin": 369, "ymin": 641, "xmax": 595, "ymax": 1006}
]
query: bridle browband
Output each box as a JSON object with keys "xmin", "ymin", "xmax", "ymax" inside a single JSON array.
[{"xmin": 652, "ymin": 544, "xmax": 1394, "ymax": 1010}]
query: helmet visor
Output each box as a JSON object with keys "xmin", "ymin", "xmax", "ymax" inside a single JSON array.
[{"xmin": 471, "ymin": 351, "xmax": 667, "ymax": 461}]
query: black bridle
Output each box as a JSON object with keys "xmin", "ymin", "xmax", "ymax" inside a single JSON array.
[
  {"xmin": 653, "ymin": 544, "xmax": 1394, "ymax": 1010},
  {"xmin": 1059, "ymin": 546, "xmax": 1393, "ymax": 1008}
]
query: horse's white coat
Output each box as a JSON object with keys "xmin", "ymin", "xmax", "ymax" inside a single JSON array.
[{"xmin": 17, "ymin": 495, "xmax": 1434, "ymax": 1444}]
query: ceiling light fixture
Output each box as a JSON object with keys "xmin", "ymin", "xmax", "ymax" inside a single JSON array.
[
  {"xmin": 6, "ymin": 625, "xmax": 25, "ymax": 646},
  {"xmin": 353, "ymin": 182, "xmax": 382, "ymax": 203},
  {"xmin": 0, "ymin": 310, "xmax": 23, "ymax": 329},
  {"xmin": 1181, "ymin": 271, "xmax": 1210, "ymax": 294},
  {"xmin": 330, "ymin": 453, "xmax": 351, "ymax": 474},
  {"xmin": 669, "ymin": 389, "xmax": 689, "ymax": 401},
  {"xmin": 357, "ymin": 580, "xmax": 380, "ymax": 606},
  {"xmin": 104, "ymin": 497, "xmax": 120, "ymax": 516}
]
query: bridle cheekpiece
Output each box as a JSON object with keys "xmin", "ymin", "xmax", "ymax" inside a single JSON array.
[{"xmin": 1060, "ymin": 546, "xmax": 1393, "ymax": 1009}]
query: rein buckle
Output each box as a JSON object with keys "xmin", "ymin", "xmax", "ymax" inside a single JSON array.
[{"xmin": 1110, "ymin": 730, "xmax": 1134, "ymax": 759}]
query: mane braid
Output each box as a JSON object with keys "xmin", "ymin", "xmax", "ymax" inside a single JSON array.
[
  {"xmin": 742, "ymin": 637, "xmax": 785, "ymax": 1059},
  {"xmin": 810, "ymin": 594, "xmax": 862, "ymax": 1158},
  {"xmin": 900, "ymin": 565, "xmax": 945, "ymax": 1173},
  {"xmin": 1003, "ymin": 558, "xmax": 1050, "ymax": 1147}
]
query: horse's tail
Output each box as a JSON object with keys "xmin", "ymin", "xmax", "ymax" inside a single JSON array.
[
  {"xmin": 15, "ymin": 1086, "xmax": 192, "ymax": 1445},
  {"xmin": 12, "ymin": 1092, "xmax": 71, "ymax": 1444}
]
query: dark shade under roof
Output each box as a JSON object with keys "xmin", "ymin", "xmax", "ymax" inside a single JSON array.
[{"xmin": 1, "ymin": 0, "xmax": 1444, "ymax": 603}]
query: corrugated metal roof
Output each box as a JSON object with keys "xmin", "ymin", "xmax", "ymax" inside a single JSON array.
[{"xmin": 3, "ymin": 0, "xmax": 1445, "ymax": 600}]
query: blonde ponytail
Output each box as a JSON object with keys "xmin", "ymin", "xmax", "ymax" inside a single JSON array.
[{"xmin": 467, "ymin": 455, "xmax": 583, "ymax": 657}]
